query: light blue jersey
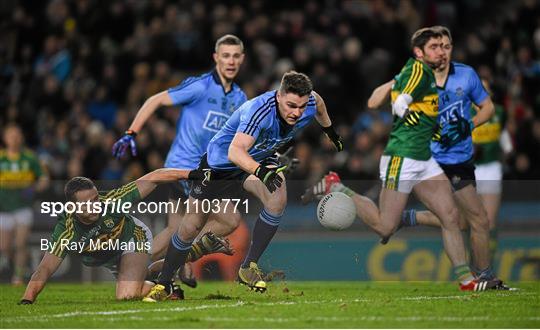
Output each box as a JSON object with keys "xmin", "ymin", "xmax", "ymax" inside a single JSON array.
[
  {"xmin": 207, "ymin": 91, "xmax": 317, "ymax": 170},
  {"xmin": 431, "ymin": 62, "xmax": 488, "ymax": 164},
  {"xmin": 164, "ymin": 70, "xmax": 247, "ymax": 169}
]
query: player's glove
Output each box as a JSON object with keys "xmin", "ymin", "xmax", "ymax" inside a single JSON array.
[
  {"xmin": 276, "ymin": 147, "xmax": 300, "ymax": 175},
  {"xmin": 18, "ymin": 299, "xmax": 33, "ymax": 305},
  {"xmin": 432, "ymin": 123, "xmax": 452, "ymax": 150},
  {"xmin": 432, "ymin": 123, "xmax": 443, "ymax": 142},
  {"xmin": 404, "ymin": 111, "xmax": 421, "ymax": 126},
  {"xmin": 188, "ymin": 168, "xmax": 213, "ymax": 186},
  {"xmin": 255, "ymin": 165, "xmax": 287, "ymax": 193},
  {"xmin": 112, "ymin": 130, "xmax": 137, "ymax": 158},
  {"xmin": 322, "ymin": 125, "xmax": 344, "ymax": 152},
  {"xmin": 447, "ymin": 116, "xmax": 474, "ymax": 144}
]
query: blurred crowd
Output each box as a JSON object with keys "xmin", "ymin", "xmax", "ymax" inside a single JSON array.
[{"xmin": 1, "ymin": 0, "xmax": 540, "ymax": 187}]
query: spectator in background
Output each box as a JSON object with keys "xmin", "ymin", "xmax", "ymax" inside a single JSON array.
[
  {"xmin": 34, "ymin": 35, "xmax": 71, "ymax": 83},
  {"xmin": 0, "ymin": 124, "xmax": 49, "ymax": 285},
  {"xmin": 1, "ymin": 0, "xmax": 539, "ymax": 190}
]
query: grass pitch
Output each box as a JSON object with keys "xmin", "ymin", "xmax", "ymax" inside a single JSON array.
[{"xmin": 1, "ymin": 281, "xmax": 539, "ymax": 328}]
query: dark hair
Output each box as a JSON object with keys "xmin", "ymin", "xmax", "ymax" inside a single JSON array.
[
  {"xmin": 64, "ymin": 177, "xmax": 95, "ymax": 201},
  {"xmin": 431, "ymin": 25, "xmax": 453, "ymax": 44},
  {"xmin": 410, "ymin": 27, "xmax": 443, "ymax": 51},
  {"xmin": 279, "ymin": 71, "xmax": 313, "ymax": 97},
  {"xmin": 215, "ymin": 34, "xmax": 244, "ymax": 52}
]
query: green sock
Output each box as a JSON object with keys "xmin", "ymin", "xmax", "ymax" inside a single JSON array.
[
  {"xmin": 330, "ymin": 183, "xmax": 355, "ymax": 198},
  {"xmin": 453, "ymin": 264, "xmax": 474, "ymax": 283}
]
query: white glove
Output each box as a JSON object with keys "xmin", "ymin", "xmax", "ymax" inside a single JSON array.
[{"xmin": 392, "ymin": 93, "xmax": 412, "ymax": 118}]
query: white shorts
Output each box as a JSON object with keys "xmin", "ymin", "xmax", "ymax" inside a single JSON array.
[
  {"xmin": 379, "ymin": 155, "xmax": 444, "ymax": 193},
  {"xmin": 0, "ymin": 207, "xmax": 33, "ymax": 231},
  {"xmin": 104, "ymin": 217, "xmax": 153, "ymax": 278},
  {"xmin": 122, "ymin": 217, "xmax": 154, "ymax": 256},
  {"xmin": 474, "ymin": 161, "xmax": 502, "ymax": 194}
]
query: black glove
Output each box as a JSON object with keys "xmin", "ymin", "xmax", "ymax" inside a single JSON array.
[
  {"xmin": 276, "ymin": 147, "xmax": 300, "ymax": 175},
  {"xmin": 432, "ymin": 123, "xmax": 443, "ymax": 142},
  {"xmin": 447, "ymin": 116, "xmax": 474, "ymax": 144},
  {"xmin": 18, "ymin": 299, "xmax": 33, "ymax": 305},
  {"xmin": 188, "ymin": 168, "xmax": 213, "ymax": 185},
  {"xmin": 322, "ymin": 125, "xmax": 344, "ymax": 152},
  {"xmin": 404, "ymin": 111, "xmax": 421, "ymax": 126},
  {"xmin": 432, "ymin": 123, "xmax": 452, "ymax": 150},
  {"xmin": 255, "ymin": 165, "xmax": 287, "ymax": 193}
]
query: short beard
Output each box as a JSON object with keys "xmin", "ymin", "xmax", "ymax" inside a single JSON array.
[{"xmin": 425, "ymin": 59, "xmax": 441, "ymax": 70}]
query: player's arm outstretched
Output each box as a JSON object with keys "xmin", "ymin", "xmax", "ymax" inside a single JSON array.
[
  {"xmin": 113, "ymin": 91, "xmax": 175, "ymax": 157},
  {"xmin": 312, "ymin": 91, "xmax": 344, "ymax": 152},
  {"xmin": 19, "ymin": 253, "xmax": 63, "ymax": 304},
  {"xmin": 367, "ymin": 80, "xmax": 394, "ymax": 109},
  {"xmin": 135, "ymin": 168, "xmax": 209, "ymax": 198}
]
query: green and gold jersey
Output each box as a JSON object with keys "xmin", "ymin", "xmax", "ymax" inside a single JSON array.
[
  {"xmin": 0, "ymin": 149, "xmax": 44, "ymax": 212},
  {"xmin": 48, "ymin": 181, "xmax": 150, "ymax": 266},
  {"xmin": 384, "ymin": 58, "xmax": 439, "ymax": 161},
  {"xmin": 472, "ymin": 103, "xmax": 505, "ymax": 164}
]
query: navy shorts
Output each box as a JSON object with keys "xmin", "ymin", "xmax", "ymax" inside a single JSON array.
[{"xmin": 439, "ymin": 159, "xmax": 476, "ymax": 191}]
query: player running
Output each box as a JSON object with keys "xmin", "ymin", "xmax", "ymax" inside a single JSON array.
[
  {"xmin": 363, "ymin": 26, "xmax": 510, "ymax": 289},
  {"xmin": 142, "ymin": 71, "xmax": 344, "ymax": 302},
  {"xmin": 304, "ymin": 27, "xmax": 501, "ymax": 291},
  {"xmin": 17, "ymin": 167, "xmax": 225, "ymax": 304},
  {"xmin": 1, "ymin": 123, "xmax": 49, "ymax": 285},
  {"xmin": 112, "ymin": 35, "xmax": 247, "ymax": 286}
]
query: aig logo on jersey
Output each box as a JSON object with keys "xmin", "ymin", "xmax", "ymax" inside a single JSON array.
[{"xmin": 203, "ymin": 111, "xmax": 230, "ymax": 132}]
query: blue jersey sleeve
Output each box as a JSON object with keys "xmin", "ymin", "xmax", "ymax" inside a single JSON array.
[
  {"xmin": 167, "ymin": 77, "xmax": 205, "ymax": 106},
  {"xmin": 237, "ymin": 98, "xmax": 274, "ymax": 139},
  {"xmin": 468, "ymin": 69, "xmax": 489, "ymax": 105}
]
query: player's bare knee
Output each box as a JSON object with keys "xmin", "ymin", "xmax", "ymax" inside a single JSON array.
[
  {"xmin": 440, "ymin": 206, "xmax": 460, "ymax": 229},
  {"xmin": 179, "ymin": 224, "xmax": 199, "ymax": 241},
  {"xmin": 116, "ymin": 291, "xmax": 137, "ymax": 300},
  {"xmin": 378, "ymin": 223, "xmax": 395, "ymax": 237},
  {"xmin": 227, "ymin": 212, "xmax": 241, "ymax": 230},
  {"xmin": 116, "ymin": 284, "xmax": 142, "ymax": 300},
  {"xmin": 468, "ymin": 212, "xmax": 489, "ymax": 232},
  {"xmin": 263, "ymin": 192, "xmax": 287, "ymax": 215}
]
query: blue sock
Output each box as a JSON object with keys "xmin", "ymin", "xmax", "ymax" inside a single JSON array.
[
  {"xmin": 477, "ymin": 267, "xmax": 495, "ymax": 280},
  {"xmin": 158, "ymin": 233, "xmax": 193, "ymax": 286},
  {"xmin": 401, "ymin": 209, "xmax": 417, "ymax": 227},
  {"xmin": 241, "ymin": 209, "xmax": 283, "ymax": 268}
]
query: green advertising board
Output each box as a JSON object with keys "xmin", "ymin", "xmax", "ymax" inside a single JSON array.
[{"xmin": 261, "ymin": 236, "xmax": 540, "ymax": 281}]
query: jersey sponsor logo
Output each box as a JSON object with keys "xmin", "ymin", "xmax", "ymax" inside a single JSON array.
[
  {"xmin": 439, "ymin": 100, "xmax": 466, "ymax": 123},
  {"xmin": 203, "ymin": 111, "xmax": 230, "ymax": 132},
  {"xmin": 208, "ymin": 97, "xmax": 217, "ymax": 104}
]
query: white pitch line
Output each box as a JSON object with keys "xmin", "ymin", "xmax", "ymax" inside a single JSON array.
[
  {"xmin": 4, "ymin": 292, "xmax": 536, "ymax": 323},
  {"xmin": 3, "ymin": 301, "xmax": 245, "ymax": 322},
  {"xmin": 38, "ymin": 315, "xmax": 540, "ymax": 324}
]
